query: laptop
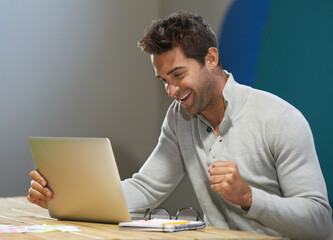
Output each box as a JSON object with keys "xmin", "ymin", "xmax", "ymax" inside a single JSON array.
[{"xmin": 28, "ymin": 137, "xmax": 131, "ymax": 223}]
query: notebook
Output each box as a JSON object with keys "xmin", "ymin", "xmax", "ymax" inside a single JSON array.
[
  {"xmin": 28, "ymin": 137, "xmax": 131, "ymax": 223},
  {"xmin": 119, "ymin": 219, "xmax": 205, "ymax": 232}
]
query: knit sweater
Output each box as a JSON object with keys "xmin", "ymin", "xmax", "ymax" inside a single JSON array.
[{"xmin": 121, "ymin": 72, "xmax": 331, "ymax": 239}]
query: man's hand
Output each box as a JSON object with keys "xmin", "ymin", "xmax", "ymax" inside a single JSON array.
[
  {"xmin": 208, "ymin": 161, "xmax": 252, "ymax": 210},
  {"xmin": 27, "ymin": 170, "xmax": 53, "ymax": 209}
]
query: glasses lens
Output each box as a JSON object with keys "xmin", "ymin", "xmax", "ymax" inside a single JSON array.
[
  {"xmin": 176, "ymin": 208, "xmax": 200, "ymax": 221},
  {"xmin": 150, "ymin": 208, "xmax": 171, "ymax": 219}
]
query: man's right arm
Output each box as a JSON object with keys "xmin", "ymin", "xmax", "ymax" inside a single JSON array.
[
  {"xmin": 27, "ymin": 170, "xmax": 53, "ymax": 209},
  {"xmin": 122, "ymin": 102, "xmax": 185, "ymax": 212}
]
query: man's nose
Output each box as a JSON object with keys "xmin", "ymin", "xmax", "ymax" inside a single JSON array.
[{"xmin": 166, "ymin": 83, "xmax": 180, "ymax": 99}]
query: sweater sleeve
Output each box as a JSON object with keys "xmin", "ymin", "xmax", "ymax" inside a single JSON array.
[
  {"xmin": 121, "ymin": 103, "xmax": 186, "ymax": 212},
  {"xmin": 245, "ymin": 108, "xmax": 332, "ymax": 240}
]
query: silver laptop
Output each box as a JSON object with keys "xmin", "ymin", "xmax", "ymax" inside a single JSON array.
[{"xmin": 29, "ymin": 137, "xmax": 131, "ymax": 223}]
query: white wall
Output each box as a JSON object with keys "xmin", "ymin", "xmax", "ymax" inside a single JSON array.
[
  {"xmin": 0, "ymin": 0, "xmax": 161, "ymax": 195},
  {"xmin": 0, "ymin": 0, "xmax": 232, "ymax": 214}
]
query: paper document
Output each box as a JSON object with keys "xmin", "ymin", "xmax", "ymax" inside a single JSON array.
[
  {"xmin": 119, "ymin": 219, "xmax": 205, "ymax": 232},
  {"xmin": 0, "ymin": 224, "xmax": 80, "ymax": 233}
]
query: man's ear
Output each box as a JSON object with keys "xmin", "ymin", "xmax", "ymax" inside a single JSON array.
[{"xmin": 205, "ymin": 47, "xmax": 219, "ymax": 69}]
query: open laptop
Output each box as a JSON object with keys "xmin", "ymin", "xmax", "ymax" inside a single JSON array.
[{"xmin": 28, "ymin": 137, "xmax": 131, "ymax": 223}]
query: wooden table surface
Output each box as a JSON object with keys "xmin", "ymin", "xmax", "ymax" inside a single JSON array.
[{"xmin": 0, "ymin": 197, "xmax": 281, "ymax": 239}]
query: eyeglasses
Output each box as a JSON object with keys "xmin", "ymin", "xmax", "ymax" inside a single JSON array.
[{"xmin": 143, "ymin": 207, "xmax": 203, "ymax": 222}]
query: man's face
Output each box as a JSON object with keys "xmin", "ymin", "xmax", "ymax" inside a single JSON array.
[{"xmin": 151, "ymin": 47, "xmax": 217, "ymax": 115}]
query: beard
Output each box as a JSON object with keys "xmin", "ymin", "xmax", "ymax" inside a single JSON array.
[{"xmin": 182, "ymin": 70, "xmax": 217, "ymax": 116}]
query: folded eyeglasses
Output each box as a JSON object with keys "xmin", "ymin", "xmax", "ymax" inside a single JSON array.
[{"xmin": 143, "ymin": 207, "xmax": 203, "ymax": 222}]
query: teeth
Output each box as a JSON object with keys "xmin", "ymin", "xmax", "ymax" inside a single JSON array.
[{"xmin": 179, "ymin": 90, "xmax": 192, "ymax": 102}]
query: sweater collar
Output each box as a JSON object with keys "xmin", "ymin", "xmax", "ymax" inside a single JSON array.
[{"xmin": 222, "ymin": 71, "xmax": 250, "ymax": 121}]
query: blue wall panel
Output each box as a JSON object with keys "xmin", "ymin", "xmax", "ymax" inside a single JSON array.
[{"xmin": 219, "ymin": 0, "xmax": 271, "ymax": 86}]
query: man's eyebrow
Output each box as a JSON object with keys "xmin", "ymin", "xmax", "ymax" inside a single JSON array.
[
  {"xmin": 166, "ymin": 66, "xmax": 186, "ymax": 75},
  {"xmin": 155, "ymin": 66, "xmax": 186, "ymax": 79}
]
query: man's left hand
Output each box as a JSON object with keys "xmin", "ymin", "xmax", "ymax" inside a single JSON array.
[{"xmin": 208, "ymin": 161, "xmax": 252, "ymax": 210}]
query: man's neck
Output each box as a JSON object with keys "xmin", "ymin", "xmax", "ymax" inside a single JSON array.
[
  {"xmin": 201, "ymin": 101, "xmax": 225, "ymax": 136},
  {"xmin": 201, "ymin": 71, "xmax": 228, "ymax": 136}
]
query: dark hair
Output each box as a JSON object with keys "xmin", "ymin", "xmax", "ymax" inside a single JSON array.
[{"xmin": 138, "ymin": 11, "xmax": 221, "ymax": 67}]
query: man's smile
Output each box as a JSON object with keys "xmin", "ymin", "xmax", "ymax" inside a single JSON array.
[{"xmin": 178, "ymin": 90, "xmax": 192, "ymax": 104}]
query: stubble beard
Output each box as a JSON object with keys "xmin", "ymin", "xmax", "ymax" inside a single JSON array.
[{"xmin": 182, "ymin": 71, "xmax": 216, "ymax": 116}]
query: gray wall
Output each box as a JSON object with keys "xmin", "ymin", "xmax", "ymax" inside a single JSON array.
[{"xmin": 0, "ymin": 0, "xmax": 231, "ymax": 213}]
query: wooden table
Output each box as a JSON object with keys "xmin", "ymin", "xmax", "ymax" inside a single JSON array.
[{"xmin": 0, "ymin": 197, "xmax": 281, "ymax": 239}]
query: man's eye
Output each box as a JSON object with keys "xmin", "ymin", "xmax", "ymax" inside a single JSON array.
[{"xmin": 174, "ymin": 73, "xmax": 184, "ymax": 78}]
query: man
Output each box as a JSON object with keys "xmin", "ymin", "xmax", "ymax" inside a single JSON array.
[{"xmin": 28, "ymin": 11, "xmax": 331, "ymax": 239}]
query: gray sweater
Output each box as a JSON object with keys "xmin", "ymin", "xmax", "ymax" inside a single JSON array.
[{"xmin": 122, "ymin": 73, "xmax": 331, "ymax": 239}]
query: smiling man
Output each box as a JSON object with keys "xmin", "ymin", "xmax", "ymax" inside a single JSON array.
[
  {"xmin": 152, "ymin": 47, "xmax": 227, "ymax": 134},
  {"xmin": 28, "ymin": 11, "xmax": 331, "ymax": 239}
]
